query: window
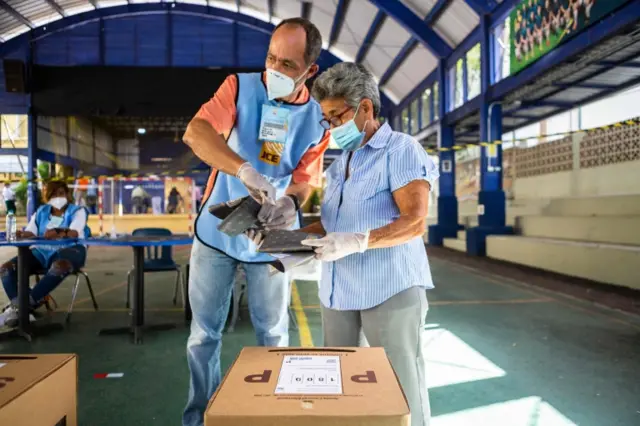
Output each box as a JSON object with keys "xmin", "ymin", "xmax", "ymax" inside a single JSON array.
[
  {"xmin": 401, "ymin": 108, "xmax": 409, "ymax": 133},
  {"xmin": 411, "ymin": 99, "xmax": 420, "ymax": 133},
  {"xmin": 467, "ymin": 43, "xmax": 481, "ymax": 99},
  {"xmin": 447, "ymin": 67, "xmax": 456, "ymax": 112},
  {"xmin": 455, "ymin": 58, "xmax": 464, "ymax": 109},
  {"xmin": 0, "ymin": 115, "xmax": 28, "ymax": 148},
  {"xmin": 433, "ymin": 82, "xmax": 439, "ymax": 120},
  {"xmin": 421, "ymin": 88, "xmax": 431, "ymax": 128},
  {"xmin": 493, "ymin": 16, "xmax": 511, "ymax": 83}
]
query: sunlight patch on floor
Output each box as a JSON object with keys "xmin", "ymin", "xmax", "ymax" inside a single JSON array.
[
  {"xmin": 432, "ymin": 396, "xmax": 578, "ymax": 426},
  {"xmin": 423, "ymin": 327, "xmax": 506, "ymax": 389}
]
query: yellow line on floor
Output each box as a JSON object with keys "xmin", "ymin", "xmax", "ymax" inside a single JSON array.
[{"xmin": 291, "ymin": 281, "xmax": 314, "ymax": 347}]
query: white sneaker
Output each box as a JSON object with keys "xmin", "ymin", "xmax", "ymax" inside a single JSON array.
[{"xmin": 0, "ymin": 304, "xmax": 36, "ymax": 328}]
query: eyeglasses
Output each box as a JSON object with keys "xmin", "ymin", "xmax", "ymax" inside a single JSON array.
[{"xmin": 319, "ymin": 107, "xmax": 352, "ymax": 130}]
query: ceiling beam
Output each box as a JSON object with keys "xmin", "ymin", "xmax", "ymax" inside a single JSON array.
[
  {"xmin": 369, "ymin": 0, "xmax": 451, "ymax": 59},
  {"xmin": 463, "ymin": 0, "xmax": 497, "ymax": 16},
  {"xmin": 0, "ymin": 0, "xmax": 34, "ymax": 29},
  {"xmin": 329, "ymin": 0, "xmax": 351, "ymax": 47},
  {"xmin": 378, "ymin": 0, "xmax": 450, "ymax": 87},
  {"xmin": 44, "ymin": 0, "xmax": 66, "ymax": 17},
  {"xmin": 301, "ymin": 1, "xmax": 311, "ymax": 21},
  {"xmin": 355, "ymin": 11, "xmax": 386, "ymax": 63},
  {"xmin": 266, "ymin": 0, "xmax": 274, "ymax": 22}
]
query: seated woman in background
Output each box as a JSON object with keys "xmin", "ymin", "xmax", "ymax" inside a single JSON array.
[
  {"xmin": 0, "ymin": 180, "xmax": 91, "ymax": 328},
  {"xmin": 167, "ymin": 187, "xmax": 184, "ymax": 214}
]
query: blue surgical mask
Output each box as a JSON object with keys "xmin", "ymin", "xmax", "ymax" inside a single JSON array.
[{"xmin": 329, "ymin": 104, "xmax": 368, "ymax": 151}]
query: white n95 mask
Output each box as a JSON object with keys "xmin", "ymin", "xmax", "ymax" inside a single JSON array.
[
  {"xmin": 48, "ymin": 197, "xmax": 68, "ymax": 210},
  {"xmin": 266, "ymin": 68, "xmax": 309, "ymax": 101}
]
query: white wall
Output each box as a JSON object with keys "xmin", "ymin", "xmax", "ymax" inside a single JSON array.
[{"xmin": 513, "ymin": 159, "xmax": 640, "ymax": 199}]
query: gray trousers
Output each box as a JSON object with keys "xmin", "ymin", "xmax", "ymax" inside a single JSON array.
[{"xmin": 322, "ymin": 287, "xmax": 430, "ymax": 426}]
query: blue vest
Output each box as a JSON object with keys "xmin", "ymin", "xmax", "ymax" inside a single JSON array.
[
  {"xmin": 32, "ymin": 204, "xmax": 91, "ymax": 266},
  {"xmin": 195, "ymin": 73, "xmax": 325, "ymax": 262}
]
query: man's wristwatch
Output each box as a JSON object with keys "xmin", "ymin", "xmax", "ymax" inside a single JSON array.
[{"xmin": 287, "ymin": 194, "xmax": 301, "ymax": 211}]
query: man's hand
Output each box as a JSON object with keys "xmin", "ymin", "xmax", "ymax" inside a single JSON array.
[
  {"xmin": 236, "ymin": 163, "xmax": 276, "ymax": 204},
  {"xmin": 257, "ymin": 195, "xmax": 297, "ymax": 230},
  {"xmin": 301, "ymin": 231, "xmax": 369, "ymax": 262},
  {"xmin": 44, "ymin": 229, "xmax": 60, "ymax": 240}
]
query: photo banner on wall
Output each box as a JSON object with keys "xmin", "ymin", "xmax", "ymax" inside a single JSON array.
[{"xmin": 510, "ymin": 0, "xmax": 631, "ymax": 75}]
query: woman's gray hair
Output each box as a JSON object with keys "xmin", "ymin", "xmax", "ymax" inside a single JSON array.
[{"xmin": 312, "ymin": 62, "xmax": 381, "ymax": 117}]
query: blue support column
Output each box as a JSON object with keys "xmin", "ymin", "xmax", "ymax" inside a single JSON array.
[
  {"xmin": 465, "ymin": 14, "xmax": 513, "ymax": 256},
  {"xmin": 428, "ymin": 60, "xmax": 462, "ymax": 246},
  {"xmin": 27, "ymin": 109, "xmax": 37, "ymax": 219},
  {"xmin": 26, "ymin": 32, "xmax": 37, "ymax": 219}
]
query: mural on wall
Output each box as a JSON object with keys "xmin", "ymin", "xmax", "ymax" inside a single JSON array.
[{"xmin": 510, "ymin": 0, "xmax": 631, "ymax": 75}]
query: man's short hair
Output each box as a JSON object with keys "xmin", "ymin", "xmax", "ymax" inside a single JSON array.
[{"xmin": 274, "ymin": 17, "xmax": 323, "ymax": 66}]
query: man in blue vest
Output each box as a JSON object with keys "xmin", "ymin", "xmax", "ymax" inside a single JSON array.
[{"xmin": 181, "ymin": 18, "xmax": 329, "ymax": 426}]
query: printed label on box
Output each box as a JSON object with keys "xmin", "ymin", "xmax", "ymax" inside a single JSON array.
[{"xmin": 275, "ymin": 355, "xmax": 342, "ymax": 395}]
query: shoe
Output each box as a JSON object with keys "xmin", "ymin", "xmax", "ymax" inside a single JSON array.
[{"xmin": 1, "ymin": 304, "xmax": 36, "ymax": 328}]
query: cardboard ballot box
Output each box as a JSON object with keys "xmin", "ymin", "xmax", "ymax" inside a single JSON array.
[
  {"xmin": 205, "ymin": 347, "xmax": 410, "ymax": 426},
  {"xmin": 0, "ymin": 354, "xmax": 78, "ymax": 426}
]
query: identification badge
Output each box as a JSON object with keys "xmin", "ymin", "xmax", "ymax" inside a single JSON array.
[
  {"xmin": 259, "ymin": 141, "xmax": 284, "ymax": 166},
  {"xmin": 259, "ymin": 105, "xmax": 290, "ymax": 143}
]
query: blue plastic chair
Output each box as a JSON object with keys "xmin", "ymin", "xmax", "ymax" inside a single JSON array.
[{"xmin": 125, "ymin": 228, "xmax": 184, "ymax": 308}]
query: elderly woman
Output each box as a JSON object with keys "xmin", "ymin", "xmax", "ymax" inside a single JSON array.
[
  {"xmin": 305, "ymin": 63, "xmax": 438, "ymax": 426},
  {"xmin": 0, "ymin": 180, "xmax": 90, "ymax": 328}
]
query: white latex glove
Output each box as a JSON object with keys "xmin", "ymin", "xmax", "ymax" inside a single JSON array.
[
  {"xmin": 245, "ymin": 229, "xmax": 266, "ymax": 249},
  {"xmin": 236, "ymin": 162, "xmax": 276, "ymax": 204},
  {"xmin": 301, "ymin": 231, "xmax": 370, "ymax": 262},
  {"xmin": 257, "ymin": 195, "xmax": 297, "ymax": 230}
]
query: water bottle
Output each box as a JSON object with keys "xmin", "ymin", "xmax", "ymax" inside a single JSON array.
[{"xmin": 6, "ymin": 212, "xmax": 16, "ymax": 242}]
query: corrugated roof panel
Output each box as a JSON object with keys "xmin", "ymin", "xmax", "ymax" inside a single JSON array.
[
  {"xmin": 176, "ymin": 1, "xmax": 208, "ymax": 6},
  {"xmin": 400, "ymin": 0, "xmax": 439, "ymax": 19},
  {"xmin": 362, "ymin": 45, "xmax": 396, "ymax": 82},
  {"xmin": 372, "ymin": 16, "xmax": 411, "ymax": 59},
  {"xmin": 241, "ymin": 0, "xmax": 269, "ymax": 18},
  {"xmin": 0, "ymin": 12, "xmax": 22, "ymax": 34},
  {"xmin": 433, "ymin": 0, "xmax": 479, "ymax": 47},
  {"xmin": 308, "ymin": 3, "xmax": 334, "ymax": 49},
  {"xmin": 57, "ymin": 0, "xmax": 95, "ymax": 16},
  {"xmin": 273, "ymin": 0, "xmax": 301, "ymax": 20},
  {"xmin": 96, "ymin": 1, "xmax": 129, "ymax": 7},
  {"xmin": 8, "ymin": 0, "xmax": 60, "ymax": 28},
  {"xmin": 384, "ymin": 45, "xmax": 438, "ymax": 101},
  {"xmin": 334, "ymin": 0, "xmax": 377, "ymax": 61},
  {"xmin": 547, "ymin": 88, "xmax": 602, "ymax": 103},
  {"xmin": 586, "ymin": 68, "xmax": 640, "ymax": 85}
]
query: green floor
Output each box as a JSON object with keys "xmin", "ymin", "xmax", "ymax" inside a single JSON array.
[{"xmin": 1, "ymin": 246, "xmax": 639, "ymax": 426}]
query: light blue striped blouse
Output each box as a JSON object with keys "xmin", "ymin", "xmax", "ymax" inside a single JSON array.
[{"xmin": 319, "ymin": 123, "xmax": 439, "ymax": 311}]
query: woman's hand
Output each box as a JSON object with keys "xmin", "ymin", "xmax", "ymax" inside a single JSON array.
[
  {"xmin": 16, "ymin": 230, "xmax": 34, "ymax": 239},
  {"xmin": 301, "ymin": 231, "xmax": 369, "ymax": 262},
  {"xmin": 44, "ymin": 229, "xmax": 60, "ymax": 240}
]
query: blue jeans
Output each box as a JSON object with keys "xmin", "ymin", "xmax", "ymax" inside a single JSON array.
[
  {"xmin": 182, "ymin": 239, "xmax": 289, "ymax": 426},
  {"xmin": 1, "ymin": 245, "xmax": 87, "ymax": 305}
]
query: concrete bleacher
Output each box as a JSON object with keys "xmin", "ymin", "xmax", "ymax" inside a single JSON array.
[{"xmin": 487, "ymin": 194, "xmax": 640, "ymax": 290}]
